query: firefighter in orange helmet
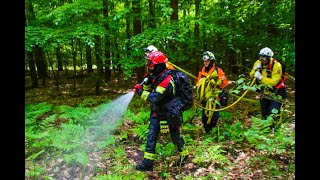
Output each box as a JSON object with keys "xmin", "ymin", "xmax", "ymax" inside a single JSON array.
[{"xmin": 196, "ymin": 51, "xmax": 229, "ymax": 134}]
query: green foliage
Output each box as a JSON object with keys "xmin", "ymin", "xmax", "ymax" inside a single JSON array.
[
  {"xmin": 39, "ymin": 114, "xmax": 58, "ymax": 131},
  {"xmin": 59, "ymin": 106, "xmax": 92, "ymax": 124},
  {"xmin": 25, "ymin": 165, "xmax": 46, "ymax": 179},
  {"xmin": 63, "ymin": 150, "xmax": 89, "ymax": 166},
  {"xmin": 51, "ymin": 124, "xmax": 85, "ymax": 151},
  {"xmin": 157, "ymin": 142, "xmax": 176, "ymax": 157},
  {"xmin": 93, "ymin": 173, "xmax": 147, "ymax": 180},
  {"xmin": 78, "ymin": 97, "xmax": 99, "ymax": 107},
  {"xmin": 124, "ymin": 109, "xmax": 150, "ymax": 124},
  {"xmin": 96, "ymin": 135, "xmax": 116, "ymax": 149},
  {"xmin": 25, "ymin": 102, "xmax": 53, "ymax": 123},
  {"xmin": 131, "ymin": 124, "xmax": 149, "ymax": 141},
  {"xmin": 192, "ymin": 144, "xmax": 230, "ymax": 168},
  {"xmin": 243, "ymin": 116, "xmax": 295, "ymax": 155}
]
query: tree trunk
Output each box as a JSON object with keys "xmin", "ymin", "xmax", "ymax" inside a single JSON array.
[
  {"xmin": 169, "ymin": 0, "xmax": 178, "ymax": 52},
  {"xmin": 103, "ymin": 0, "xmax": 112, "ymax": 83},
  {"xmin": 33, "ymin": 45, "xmax": 48, "ymax": 86},
  {"xmin": 194, "ymin": 0, "xmax": 201, "ymax": 81},
  {"xmin": 56, "ymin": 47, "xmax": 64, "ymax": 71},
  {"xmin": 26, "ymin": 51, "xmax": 38, "ymax": 88},
  {"xmin": 132, "ymin": 0, "xmax": 144, "ymax": 82},
  {"xmin": 94, "ymin": 35, "xmax": 103, "ymax": 95},
  {"xmin": 86, "ymin": 45, "xmax": 93, "ymax": 73},
  {"xmin": 71, "ymin": 38, "xmax": 77, "ymax": 91},
  {"xmin": 148, "ymin": 0, "xmax": 156, "ymax": 28}
]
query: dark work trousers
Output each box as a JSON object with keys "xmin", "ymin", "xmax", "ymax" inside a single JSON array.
[
  {"xmin": 260, "ymin": 98, "xmax": 282, "ymax": 120},
  {"xmin": 260, "ymin": 87, "xmax": 286, "ymax": 128},
  {"xmin": 145, "ymin": 112, "xmax": 185, "ymax": 155},
  {"xmin": 202, "ymin": 100, "xmax": 220, "ymax": 133},
  {"xmin": 201, "ymin": 90, "xmax": 228, "ymax": 133}
]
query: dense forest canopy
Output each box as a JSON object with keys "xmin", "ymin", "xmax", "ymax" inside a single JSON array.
[{"xmin": 25, "ymin": 0, "xmax": 295, "ymax": 90}]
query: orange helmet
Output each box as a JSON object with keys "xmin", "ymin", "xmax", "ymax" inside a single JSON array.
[{"xmin": 146, "ymin": 51, "xmax": 168, "ymax": 67}]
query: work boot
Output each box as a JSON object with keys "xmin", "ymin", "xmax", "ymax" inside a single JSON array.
[
  {"xmin": 136, "ymin": 159, "xmax": 153, "ymax": 172},
  {"xmin": 175, "ymin": 155, "xmax": 189, "ymax": 167}
]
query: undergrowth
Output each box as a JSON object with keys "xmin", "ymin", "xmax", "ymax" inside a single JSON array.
[{"xmin": 25, "ymin": 95, "xmax": 295, "ymax": 179}]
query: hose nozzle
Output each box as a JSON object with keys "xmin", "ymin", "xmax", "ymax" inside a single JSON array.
[{"xmin": 132, "ymin": 77, "xmax": 149, "ymax": 93}]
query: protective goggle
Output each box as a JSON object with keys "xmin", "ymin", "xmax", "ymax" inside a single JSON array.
[
  {"xmin": 145, "ymin": 59, "xmax": 155, "ymax": 67},
  {"xmin": 259, "ymin": 55, "xmax": 269, "ymax": 61},
  {"xmin": 202, "ymin": 55, "xmax": 210, "ymax": 61},
  {"xmin": 144, "ymin": 52, "xmax": 151, "ymax": 59}
]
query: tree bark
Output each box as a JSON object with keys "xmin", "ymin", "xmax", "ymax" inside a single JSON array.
[
  {"xmin": 94, "ymin": 35, "xmax": 103, "ymax": 95},
  {"xmin": 86, "ymin": 45, "xmax": 93, "ymax": 73},
  {"xmin": 103, "ymin": 0, "xmax": 112, "ymax": 83},
  {"xmin": 33, "ymin": 45, "xmax": 48, "ymax": 86},
  {"xmin": 26, "ymin": 51, "xmax": 38, "ymax": 88},
  {"xmin": 56, "ymin": 47, "xmax": 64, "ymax": 71},
  {"xmin": 148, "ymin": 0, "xmax": 156, "ymax": 28},
  {"xmin": 132, "ymin": 0, "xmax": 144, "ymax": 82}
]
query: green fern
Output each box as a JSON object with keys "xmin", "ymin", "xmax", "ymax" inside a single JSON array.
[
  {"xmin": 51, "ymin": 124, "xmax": 85, "ymax": 151},
  {"xmin": 25, "ymin": 102, "xmax": 53, "ymax": 120},
  {"xmin": 131, "ymin": 124, "xmax": 149, "ymax": 140},
  {"xmin": 192, "ymin": 144, "xmax": 230, "ymax": 168},
  {"xmin": 39, "ymin": 114, "xmax": 58, "ymax": 130},
  {"xmin": 63, "ymin": 150, "xmax": 89, "ymax": 166},
  {"xmin": 59, "ymin": 106, "xmax": 92, "ymax": 125},
  {"xmin": 25, "ymin": 165, "xmax": 46, "ymax": 179},
  {"xmin": 124, "ymin": 109, "xmax": 150, "ymax": 124}
]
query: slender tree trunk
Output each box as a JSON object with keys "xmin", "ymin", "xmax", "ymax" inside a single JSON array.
[
  {"xmin": 132, "ymin": 0, "xmax": 144, "ymax": 82},
  {"xmin": 33, "ymin": 45, "xmax": 47, "ymax": 86},
  {"xmin": 194, "ymin": 0, "xmax": 201, "ymax": 81},
  {"xmin": 148, "ymin": 0, "xmax": 156, "ymax": 28},
  {"xmin": 71, "ymin": 38, "xmax": 77, "ymax": 91},
  {"xmin": 94, "ymin": 35, "xmax": 103, "ymax": 95},
  {"xmin": 103, "ymin": 0, "xmax": 112, "ymax": 83},
  {"xmin": 86, "ymin": 45, "xmax": 93, "ymax": 73},
  {"xmin": 78, "ymin": 39, "xmax": 84, "ymax": 84},
  {"xmin": 56, "ymin": 47, "xmax": 64, "ymax": 71},
  {"xmin": 26, "ymin": 51, "xmax": 38, "ymax": 88},
  {"xmin": 169, "ymin": 0, "xmax": 178, "ymax": 52},
  {"xmin": 46, "ymin": 50, "xmax": 60, "ymax": 91},
  {"xmin": 125, "ymin": 0, "xmax": 131, "ymax": 58},
  {"xmin": 64, "ymin": 47, "xmax": 70, "ymax": 83}
]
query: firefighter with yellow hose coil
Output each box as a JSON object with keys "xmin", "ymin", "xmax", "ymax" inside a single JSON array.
[{"xmin": 195, "ymin": 51, "xmax": 230, "ymax": 134}]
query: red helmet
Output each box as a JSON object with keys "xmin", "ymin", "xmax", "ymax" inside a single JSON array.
[{"xmin": 146, "ymin": 51, "xmax": 168, "ymax": 67}]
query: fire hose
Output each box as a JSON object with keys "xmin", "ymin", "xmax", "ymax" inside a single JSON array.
[{"xmin": 167, "ymin": 62, "xmax": 257, "ymax": 113}]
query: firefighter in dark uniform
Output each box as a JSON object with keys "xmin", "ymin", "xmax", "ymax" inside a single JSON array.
[{"xmin": 133, "ymin": 48, "xmax": 187, "ymax": 172}]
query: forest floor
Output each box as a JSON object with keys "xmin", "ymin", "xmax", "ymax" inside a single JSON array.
[{"xmin": 25, "ymin": 72, "xmax": 295, "ymax": 180}]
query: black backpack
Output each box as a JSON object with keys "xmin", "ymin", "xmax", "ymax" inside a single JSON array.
[{"xmin": 166, "ymin": 69, "xmax": 194, "ymax": 111}]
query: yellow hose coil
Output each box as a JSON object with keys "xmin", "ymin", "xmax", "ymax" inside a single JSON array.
[{"xmin": 167, "ymin": 61, "xmax": 257, "ymax": 112}]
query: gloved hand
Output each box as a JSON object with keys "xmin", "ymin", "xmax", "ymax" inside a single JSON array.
[
  {"xmin": 253, "ymin": 62, "xmax": 262, "ymax": 70},
  {"xmin": 254, "ymin": 71, "xmax": 263, "ymax": 80},
  {"xmin": 132, "ymin": 84, "xmax": 142, "ymax": 93}
]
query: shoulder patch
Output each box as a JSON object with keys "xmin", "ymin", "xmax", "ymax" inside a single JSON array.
[{"xmin": 158, "ymin": 75, "xmax": 172, "ymax": 88}]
